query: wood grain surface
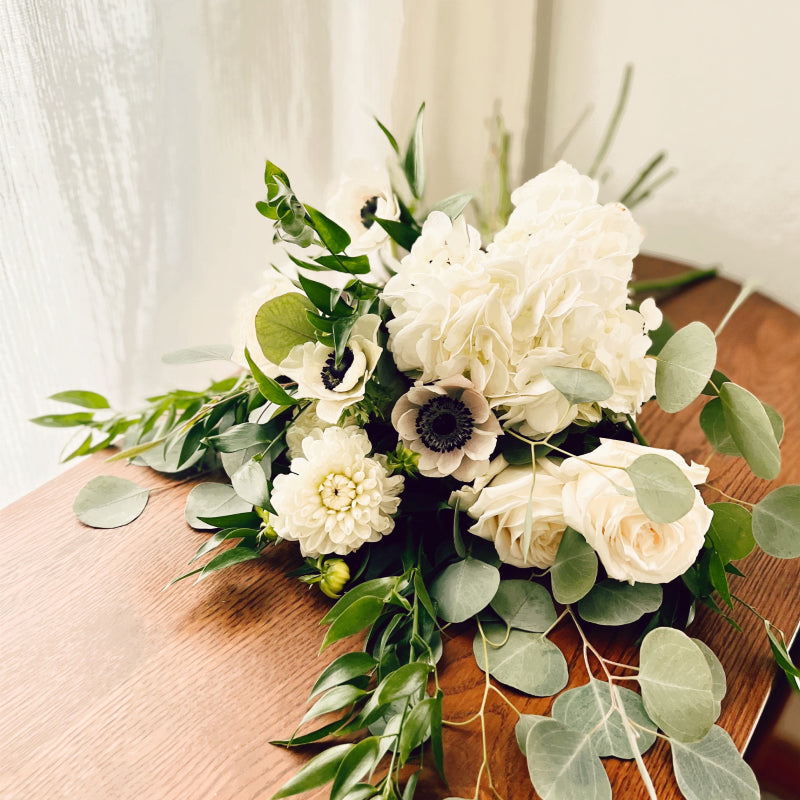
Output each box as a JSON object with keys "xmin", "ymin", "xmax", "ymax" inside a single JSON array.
[{"xmin": 2, "ymin": 256, "xmax": 799, "ymax": 800}]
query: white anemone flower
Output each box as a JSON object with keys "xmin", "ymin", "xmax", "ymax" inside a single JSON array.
[
  {"xmin": 391, "ymin": 376, "xmax": 502, "ymax": 482},
  {"xmin": 270, "ymin": 427, "xmax": 404, "ymax": 556},
  {"xmin": 278, "ymin": 314, "xmax": 382, "ymax": 423},
  {"xmin": 326, "ymin": 160, "xmax": 400, "ymax": 256}
]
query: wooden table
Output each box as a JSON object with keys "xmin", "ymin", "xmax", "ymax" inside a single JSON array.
[{"xmin": 2, "ymin": 256, "xmax": 799, "ymax": 800}]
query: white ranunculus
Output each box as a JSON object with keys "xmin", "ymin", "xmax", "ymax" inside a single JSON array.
[
  {"xmin": 278, "ymin": 314, "xmax": 382, "ymax": 423},
  {"xmin": 560, "ymin": 439, "xmax": 712, "ymax": 584},
  {"xmin": 270, "ymin": 427, "xmax": 404, "ymax": 557},
  {"xmin": 231, "ymin": 269, "xmax": 297, "ymax": 377},
  {"xmin": 326, "ymin": 160, "xmax": 400, "ymax": 256},
  {"xmin": 465, "ymin": 458, "xmax": 568, "ymax": 569}
]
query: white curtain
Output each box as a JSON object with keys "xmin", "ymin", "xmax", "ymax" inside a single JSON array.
[{"xmin": 1, "ymin": 0, "xmax": 538, "ymax": 507}]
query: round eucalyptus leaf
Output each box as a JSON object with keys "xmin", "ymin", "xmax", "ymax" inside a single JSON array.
[
  {"xmin": 700, "ymin": 398, "xmax": 784, "ymax": 458},
  {"xmin": 655, "ymin": 321, "xmax": 717, "ymax": 413},
  {"xmin": 719, "ymin": 382, "xmax": 781, "ymax": 480},
  {"xmin": 551, "ymin": 679, "xmax": 657, "ymax": 759},
  {"xmin": 255, "ymin": 293, "xmax": 316, "ymax": 366},
  {"xmin": 525, "ymin": 717, "xmax": 612, "ymax": 800},
  {"xmin": 707, "ymin": 503, "xmax": 754, "ymax": 564},
  {"xmin": 752, "ymin": 485, "xmax": 800, "ymax": 558},
  {"xmin": 577, "ymin": 580, "xmax": 663, "ymax": 626},
  {"xmin": 185, "ymin": 483, "xmax": 253, "ymax": 530},
  {"xmin": 542, "ymin": 366, "xmax": 613, "ymax": 405},
  {"xmin": 231, "ymin": 459, "xmax": 271, "ymax": 507},
  {"xmin": 515, "ymin": 714, "xmax": 549, "ymax": 754},
  {"xmin": 638, "ymin": 627, "xmax": 715, "ymax": 742},
  {"xmin": 626, "ymin": 453, "xmax": 695, "ymax": 524},
  {"xmin": 430, "ymin": 557, "xmax": 500, "ymax": 623},
  {"xmin": 550, "ymin": 528, "xmax": 598, "ymax": 605},
  {"xmin": 671, "ymin": 725, "xmax": 760, "ymax": 800},
  {"xmin": 490, "ymin": 580, "xmax": 557, "ymax": 632},
  {"xmin": 73, "ymin": 475, "xmax": 150, "ymax": 528},
  {"xmin": 221, "ymin": 444, "xmax": 270, "ymax": 479},
  {"xmin": 691, "ymin": 638, "xmax": 726, "ymax": 705},
  {"xmin": 473, "ymin": 624, "xmax": 568, "ymax": 696}
]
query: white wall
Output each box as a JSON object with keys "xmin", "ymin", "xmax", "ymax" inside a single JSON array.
[{"xmin": 543, "ymin": 0, "xmax": 800, "ymax": 313}]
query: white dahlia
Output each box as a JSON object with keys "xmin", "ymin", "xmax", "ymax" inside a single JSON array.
[{"xmin": 271, "ymin": 427, "xmax": 404, "ymax": 557}]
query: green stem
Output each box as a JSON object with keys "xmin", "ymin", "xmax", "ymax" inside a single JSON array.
[
  {"xmin": 625, "ymin": 414, "xmax": 649, "ymax": 447},
  {"xmin": 630, "ymin": 266, "xmax": 718, "ymax": 294},
  {"xmin": 589, "ymin": 64, "xmax": 633, "ymax": 180}
]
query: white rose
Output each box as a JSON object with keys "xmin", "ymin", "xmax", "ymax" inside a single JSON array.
[
  {"xmin": 465, "ymin": 458, "xmax": 568, "ymax": 569},
  {"xmin": 278, "ymin": 314, "xmax": 382, "ymax": 423},
  {"xmin": 230, "ymin": 269, "xmax": 297, "ymax": 378},
  {"xmin": 560, "ymin": 439, "xmax": 712, "ymax": 584}
]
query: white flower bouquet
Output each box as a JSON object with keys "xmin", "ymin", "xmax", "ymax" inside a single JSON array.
[{"xmin": 36, "ymin": 107, "xmax": 800, "ymax": 800}]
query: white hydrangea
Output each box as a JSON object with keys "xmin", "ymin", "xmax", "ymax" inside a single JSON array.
[
  {"xmin": 270, "ymin": 427, "xmax": 404, "ymax": 557},
  {"xmin": 382, "ymin": 163, "xmax": 660, "ymax": 438}
]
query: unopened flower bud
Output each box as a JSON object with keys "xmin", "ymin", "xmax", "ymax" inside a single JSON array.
[{"xmin": 319, "ymin": 558, "xmax": 350, "ymax": 599}]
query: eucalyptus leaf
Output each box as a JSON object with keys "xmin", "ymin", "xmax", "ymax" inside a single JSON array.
[
  {"xmin": 655, "ymin": 321, "xmax": 717, "ymax": 413},
  {"xmin": 161, "ymin": 344, "xmax": 233, "ymax": 364},
  {"xmin": 551, "ymin": 679, "xmax": 657, "ymax": 759},
  {"xmin": 255, "ymin": 293, "xmax": 316, "ymax": 366},
  {"xmin": 490, "ymin": 580, "xmax": 557, "ymax": 632},
  {"xmin": 206, "ymin": 422, "xmax": 271, "ymax": 453},
  {"xmin": 626, "ymin": 453, "xmax": 695, "ymax": 524},
  {"xmin": 430, "ymin": 557, "xmax": 500, "ymax": 623},
  {"xmin": 542, "ymin": 366, "xmax": 613, "ymax": 405},
  {"xmin": 430, "ymin": 192, "xmax": 473, "ymax": 220},
  {"xmin": 73, "ymin": 475, "xmax": 149, "ymax": 528},
  {"xmin": 638, "ymin": 627, "xmax": 715, "ymax": 742},
  {"xmin": 271, "ymin": 743, "xmax": 353, "ymax": 799},
  {"xmin": 515, "ymin": 714, "xmax": 549, "ymax": 753},
  {"xmin": 49, "ymin": 389, "xmax": 110, "ymax": 409},
  {"xmin": 525, "ymin": 717, "xmax": 612, "ymax": 800},
  {"xmin": 752, "ymin": 485, "xmax": 800, "ymax": 558},
  {"xmin": 220, "ymin": 444, "xmax": 269, "ymax": 479},
  {"xmin": 550, "ymin": 528, "xmax": 598, "ymax": 605},
  {"xmin": 671, "ymin": 725, "xmax": 759, "ymax": 800},
  {"xmin": 707, "ymin": 503, "xmax": 755, "ymax": 563},
  {"xmin": 691, "ymin": 638, "xmax": 727, "ymax": 705},
  {"xmin": 719, "ymin": 382, "xmax": 781, "ymax": 480},
  {"xmin": 473, "ymin": 624, "xmax": 568, "ymax": 696},
  {"xmin": 577, "ymin": 580, "xmax": 663, "ymax": 626},
  {"xmin": 139, "ymin": 430, "xmax": 203, "ymax": 474},
  {"xmin": 185, "ymin": 483, "xmax": 253, "ymax": 530},
  {"xmin": 700, "ymin": 398, "xmax": 784, "ymax": 458},
  {"xmin": 231, "ymin": 459, "xmax": 271, "ymax": 507}
]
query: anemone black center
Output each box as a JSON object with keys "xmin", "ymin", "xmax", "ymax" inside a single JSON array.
[
  {"xmin": 416, "ymin": 395, "xmax": 474, "ymax": 453},
  {"xmin": 320, "ymin": 347, "xmax": 354, "ymax": 390},
  {"xmin": 360, "ymin": 196, "xmax": 379, "ymax": 229}
]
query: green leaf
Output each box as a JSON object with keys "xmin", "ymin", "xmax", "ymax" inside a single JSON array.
[
  {"xmin": 374, "ymin": 662, "xmax": 431, "ymax": 705},
  {"xmin": 473, "ymin": 624, "xmax": 568, "ymax": 696},
  {"xmin": 399, "ymin": 698, "xmax": 435, "ymax": 763},
  {"xmin": 271, "ymin": 714, "xmax": 354, "ymax": 747},
  {"xmin": 48, "ymin": 390, "xmax": 110, "ymax": 409},
  {"xmin": 197, "ymin": 546, "xmax": 261, "ymax": 580},
  {"xmin": 707, "ymin": 549, "xmax": 732, "ymax": 607},
  {"xmin": 177, "ymin": 421, "xmax": 207, "ymax": 469},
  {"xmin": 626, "ymin": 453, "xmax": 696, "ymax": 524},
  {"xmin": 161, "ymin": 344, "xmax": 233, "ymax": 364},
  {"xmin": 321, "ymin": 596, "xmax": 386, "ymax": 651},
  {"xmin": 196, "ymin": 510, "xmax": 261, "ymax": 529},
  {"xmin": 184, "ymin": 483, "xmax": 253, "ymax": 531},
  {"xmin": 231, "ymin": 459, "xmax": 271, "ymax": 507},
  {"xmin": 206, "ymin": 422, "xmax": 271, "ymax": 453},
  {"xmin": 413, "ymin": 571, "xmax": 437, "ymax": 621},
  {"xmin": 719, "ymin": 382, "xmax": 781, "ymax": 480},
  {"xmin": 189, "ymin": 527, "xmax": 258, "ymax": 564},
  {"xmin": 700, "ymin": 396, "xmax": 784, "ymax": 458},
  {"xmin": 752, "ymin": 485, "xmax": 800, "ymax": 558},
  {"xmin": 515, "ymin": 714, "xmax": 548, "ymax": 753},
  {"xmin": 430, "ymin": 690, "xmax": 445, "ymax": 780},
  {"xmin": 372, "ymin": 217, "xmax": 420, "ymax": 251},
  {"xmin": 301, "ymin": 684, "xmax": 366, "ymax": 727},
  {"xmin": 655, "ymin": 321, "xmax": 717, "ymax": 412},
  {"xmin": 310, "ymin": 653, "xmax": 377, "ymax": 700},
  {"xmin": 331, "ymin": 737, "xmax": 381, "ymax": 800},
  {"xmin": 638, "ymin": 627, "xmax": 716, "ymax": 742},
  {"xmin": 31, "ymin": 411, "xmax": 94, "ymax": 428},
  {"xmin": 764, "ymin": 621, "xmax": 800, "ymax": 679},
  {"xmin": 430, "ymin": 557, "xmax": 500, "ymax": 623},
  {"xmin": 73, "ymin": 475, "xmax": 149, "ymax": 528},
  {"xmin": 430, "ymin": 192, "xmax": 473, "ymax": 220},
  {"xmin": 315, "ymin": 254, "xmax": 371, "ymax": 274},
  {"xmin": 255, "ymin": 293, "xmax": 317, "ymax": 366},
  {"xmin": 525, "ymin": 717, "xmax": 612, "ymax": 800},
  {"xmin": 551, "ymin": 679, "xmax": 657, "ymax": 759},
  {"xmin": 702, "ymin": 368, "xmax": 731, "ymax": 396},
  {"xmin": 271, "ymin": 743, "xmax": 353, "ymax": 799},
  {"xmin": 707, "ymin": 503, "xmax": 755, "ymax": 563},
  {"xmin": 401, "ymin": 771, "xmax": 420, "ymax": 800},
  {"xmin": 243, "ymin": 348, "xmax": 297, "ymax": 406},
  {"xmin": 542, "ymin": 366, "xmax": 613, "ymax": 405},
  {"xmin": 550, "ymin": 528, "xmax": 598, "ymax": 605},
  {"xmin": 490, "ymin": 580, "xmax": 557, "ymax": 632},
  {"xmin": 139, "ymin": 430, "xmax": 204, "ymax": 474},
  {"xmin": 577, "ymin": 580, "xmax": 663, "ymax": 626},
  {"xmin": 305, "ymin": 204, "xmax": 352, "ymax": 254},
  {"xmin": 374, "ymin": 116, "xmax": 399, "ymax": 154},
  {"xmin": 322, "ymin": 577, "xmax": 397, "ymax": 625},
  {"xmin": 404, "ymin": 102, "xmax": 425, "ymax": 198},
  {"xmin": 691, "ymin": 639, "xmax": 727, "ymax": 705},
  {"xmin": 671, "ymin": 725, "xmax": 759, "ymax": 800}
]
